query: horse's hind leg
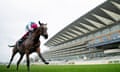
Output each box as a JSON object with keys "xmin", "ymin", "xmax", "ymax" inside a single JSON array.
[
  {"xmin": 16, "ymin": 53, "xmax": 24, "ymax": 71},
  {"xmin": 36, "ymin": 48, "xmax": 49, "ymax": 64},
  {"xmin": 25, "ymin": 50, "xmax": 30, "ymax": 72},
  {"xmin": 7, "ymin": 48, "xmax": 18, "ymax": 68}
]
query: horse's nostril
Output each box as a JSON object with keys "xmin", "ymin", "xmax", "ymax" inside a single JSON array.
[{"xmin": 44, "ymin": 34, "xmax": 48, "ymax": 39}]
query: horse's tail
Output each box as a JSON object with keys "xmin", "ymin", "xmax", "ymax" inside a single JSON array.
[{"xmin": 8, "ymin": 45, "xmax": 15, "ymax": 47}]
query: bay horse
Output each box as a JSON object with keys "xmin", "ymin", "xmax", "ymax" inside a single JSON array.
[{"xmin": 7, "ymin": 21, "xmax": 49, "ymax": 72}]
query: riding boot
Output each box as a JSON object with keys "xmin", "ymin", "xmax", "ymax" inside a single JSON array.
[
  {"xmin": 18, "ymin": 38, "xmax": 25, "ymax": 46},
  {"xmin": 28, "ymin": 31, "xmax": 32, "ymax": 37}
]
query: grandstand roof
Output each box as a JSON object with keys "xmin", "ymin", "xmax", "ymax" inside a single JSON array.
[{"xmin": 45, "ymin": 0, "xmax": 120, "ymax": 47}]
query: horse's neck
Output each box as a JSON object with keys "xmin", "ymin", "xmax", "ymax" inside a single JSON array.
[
  {"xmin": 27, "ymin": 32, "xmax": 32, "ymax": 39},
  {"xmin": 30, "ymin": 29, "xmax": 41, "ymax": 41}
]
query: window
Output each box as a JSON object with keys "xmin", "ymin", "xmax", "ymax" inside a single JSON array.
[
  {"xmin": 88, "ymin": 40, "xmax": 94, "ymax": 45},
  {"xmin": 117, "ymin": 33, "xmax": 120, "ymax": 38},
  {"xmin": 102, "ymin": 36, "xmax": 108, "ymax": 42},
  {"xmin": 95, "ymin": 38, "xmax": 101, "ymax": 43},
  {"xmin": 111, "ymin": 33, "xmax": 120, "ymax": 40},
  {"xmin": 87, "ymin": 34, "xmax": 94, "ymax": 40},
  {"xmin": 111, "ymin": 33, "xmax": 117, "ymax": 39},
  {"xmin": 81, "ymin": 37, "xmax": 86, "ymax": 41},
  {"xmin": 111, "ymin": 25, "xmax": 120, "ymax": 32},
  {"xmin": 102, "ymin": 29, "xmax": 110, "ymax": 35},
  {"xmin": 94, "ymin": 32, "xmax": 101, "ymax": 37}
]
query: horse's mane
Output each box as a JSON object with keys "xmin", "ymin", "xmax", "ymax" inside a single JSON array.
[{"xmin": 32, "ymin": 27, "xmax": 41, "ymax": 44}]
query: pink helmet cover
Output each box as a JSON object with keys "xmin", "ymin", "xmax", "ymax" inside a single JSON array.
[{"xmin": 31, "ymin": 23, "xmax": 38, "ymax": 28}]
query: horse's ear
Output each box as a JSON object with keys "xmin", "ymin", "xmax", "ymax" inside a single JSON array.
[{"xmin": 38, "ymin": 21, "xmax": 42, "ymax": 25}]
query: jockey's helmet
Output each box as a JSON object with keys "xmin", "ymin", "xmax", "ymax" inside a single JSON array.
[{"xmin": 30, "ymin": 22, "xmax": 38, "ymax": 29}]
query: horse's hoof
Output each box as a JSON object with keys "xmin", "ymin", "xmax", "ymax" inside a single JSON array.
[
  {"xmin": 6, "ymin": 65, "xmax": 10, "ymax": 68},
  {"xmin": 45, "ymin": 62, "xmax": 49, "ymax": 65}
]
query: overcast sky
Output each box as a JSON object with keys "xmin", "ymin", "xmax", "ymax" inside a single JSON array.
[{"xmin": 0, "ymin": 0, "xmax": 106, "ymax": 63}]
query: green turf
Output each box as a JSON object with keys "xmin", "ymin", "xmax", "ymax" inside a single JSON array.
[{"xmin": 0, "ymin": 64, "xmax": 120, "ymax": 72}]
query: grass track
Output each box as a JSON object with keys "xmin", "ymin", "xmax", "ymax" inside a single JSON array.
[{"xmin": 0, "ymin": 64, "xmax": 120, "ymax": 72}]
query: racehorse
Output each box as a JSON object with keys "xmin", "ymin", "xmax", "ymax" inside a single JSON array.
[{"xmin": 7, "ymin": 21, "xmax": 49, "ymax": 72}]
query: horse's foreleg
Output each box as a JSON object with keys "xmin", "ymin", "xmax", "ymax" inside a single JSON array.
[
  {"xmin": 7, "ymin": 48, "xmax": 18, "ymax": 68},
  {"xmin": 16, "ymin": 54, "xmax": 24, "ymax": 71},
  {"xmin": 26, "ymin": 51, "xmax": 30, "ymax": 72},
  {"xmin": 36, "ymin": 48, "xmax": 49, "ymax": 64}
]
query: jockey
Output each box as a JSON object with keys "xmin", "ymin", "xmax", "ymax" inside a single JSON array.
[{"xmin": 18, "ymin": 22, "xmax": 38, "ymax": 45}]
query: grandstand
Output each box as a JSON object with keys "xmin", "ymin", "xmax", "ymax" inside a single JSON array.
[{"xmin": 43, "ymin": 0, "xmax": 120, "ymax": 64}]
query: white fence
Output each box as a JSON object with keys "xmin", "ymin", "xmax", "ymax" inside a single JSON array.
[{"xmin": 47, "ymin": 56, "xmax": 120, "ymax": 65}]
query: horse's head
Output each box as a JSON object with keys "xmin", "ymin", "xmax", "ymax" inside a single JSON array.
[{"xmin": 39, "ymin": 21, "xmax": 48, "ymax": 39}]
